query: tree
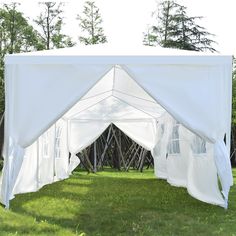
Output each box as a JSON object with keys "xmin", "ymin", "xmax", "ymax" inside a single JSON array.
[
  {"xmin": 0, "ymin": 3, "xmax": 41, "ymax": 54},
  {"xmin": 233, "ymin": 58, "xmax": 236, "ymax": 80},
  {"xmin": 173, "ymin": 5, "xmax": 216, "ymax": 52},
  {"xmin": 144, "ymin": 0, "xmax": 179, "ymax": 47},
  {"xmin": 143, "ymin": 0, "xmax": 216, "ymax": 52},
  {"xmin": 143, "ymin": 26, "xmax": 157, "ymax": 46},
  {"xmin": 34, "ymin": 2, "xmax": 75, "ymax": 50},
  {"xmin": 77, "ymin": 1, "xmax": 107, "ymax": 45}
]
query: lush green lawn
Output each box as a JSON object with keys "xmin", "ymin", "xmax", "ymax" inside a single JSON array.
[{"xmin": 0, "ymin": 168, "xmax": 236, "ymax": 236}]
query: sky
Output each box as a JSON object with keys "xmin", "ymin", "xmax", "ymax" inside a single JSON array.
[{"xmin": 6, "ymin": 0, "xmax": 236, "ymax": 55}]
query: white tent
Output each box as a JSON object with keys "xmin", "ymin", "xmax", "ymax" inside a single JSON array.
[{"xmin": 0, "ymin": 44, "xmax": 233, "ymax": 208}]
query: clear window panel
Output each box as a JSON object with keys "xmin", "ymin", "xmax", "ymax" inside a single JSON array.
[{"xmin": 191, "ymin": 135, "xmax": 206, "ymax": 154}]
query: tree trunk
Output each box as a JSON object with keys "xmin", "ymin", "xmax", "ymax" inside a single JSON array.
[{"xmin": 46, "ymin": 4, "xmax": 50, "ymax": 50}]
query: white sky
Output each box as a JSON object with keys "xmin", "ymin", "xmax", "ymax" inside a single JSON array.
[{"xmin": 3, "ymin": 0, "xmax": 236, "ymax": 55}]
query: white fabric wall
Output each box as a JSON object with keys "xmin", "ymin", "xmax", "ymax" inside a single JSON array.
[
  {"xmin": 187, "ymin": 143, "xmax": 225, "ymax": 206},
  {"xmin": 8, "ymin": 64, "xmax": 112, "ymax": 148},
  {"xmin": 12, "ymin": 142, "xmax": 38, "ymax": 195},
  {"xmin": 54, "ymin": 120, "xmax": 70, "ymax": 180},
  {"xmin": 123, "ymin": 64, "xmax": 227, "ymax": 141},
  {"xmin": 114, "ymin": 120, "xmax": 157, "ymax": 151},
  {"xmin": 38, "ymin": 126, "xmax": 55, "ymax": 186},
  {"xmin": 152, "ymin": 114, "xmax": 173, "ymax": 179},
  {"xmin": 152, "ymin": 113, "xmax": 225, "ymax": 207},
  {"xmin": 9, "ymin": 119, "xmax": 70, "ymax": 198},
  {"xmin": 2, "ymin": 64, "xmax": 112, "ymax": 207},
  {"xmin": 68, "ymin": 120, "xmax": 110, "ymax": 173},
  {"xmin": 166, "ymin": 125, "xmax": 189, "ymax": 187},
  {"xmin": 68, "ymin": 121, "xmax": 110, "ymax": 154}
]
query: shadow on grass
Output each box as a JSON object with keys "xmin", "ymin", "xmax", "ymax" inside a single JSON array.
[{"xmin": 0, "ymin": 169, "xmax": 236, "ymax": 235}]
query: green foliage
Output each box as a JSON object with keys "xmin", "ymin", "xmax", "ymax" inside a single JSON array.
[
  {"xmin": 34, "ymin": 2, "xmax": 75, "ymax": 50},
  {"xmin": 143, "ymin": 0, "xmax": 216, "ymax": 52},
  {"xmin": 77, "ymin": 1, "xmax": 107, "ymax": 45},
  {"xmin": 0, "ymin": 168, "xmax": 236, "ymax": 235},
  {"xmin": 0, "ymin": 3, "xmax": 42, "ymax": 54},
  {"xmin": 143, "ymin": 27, "xmax": 157, "ymax": 46}
]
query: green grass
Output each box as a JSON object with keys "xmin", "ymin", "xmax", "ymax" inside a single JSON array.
[{"xmin": 0, "ymin": 168, "xmax": 236, "ymax": 236}]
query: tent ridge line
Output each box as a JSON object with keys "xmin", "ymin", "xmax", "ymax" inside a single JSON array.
[
  {"xmin": 67, "ymin": 95, "xmax": 113, "ymax": 120},
  {"xmin": 113, "ymin": 89, "xmax": 157, "ymax": 104},
  {"xmin": 79, "ymin": 90, "xmax": 112, "ymax": 101},
  {"xmin": 112, "ymin": 95, "xmax": 156, "ymax": 120}
]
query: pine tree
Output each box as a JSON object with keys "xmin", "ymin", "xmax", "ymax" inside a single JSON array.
[
  {"xmin": 143, "ymin": 1, "xmax": 180, "ymax": 47},
  {"xmin": 173, "ymin": 5, "xmax": 216, "ymax": 52},
  {"xmin": 143, "ymin": 26, "xmax": 157, "ymax": 46},
  {"xmin": 34, "ymin": 2, "xmax": 75, "ymax": 50},
  {"xmin": 143, "ymin": 0, "xmax": 216, "ymax": 52},
  {"xmin": 77, "ymin": 1, "xmax": 107, "ymax": 45}
]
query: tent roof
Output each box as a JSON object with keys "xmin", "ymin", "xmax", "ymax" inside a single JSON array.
[
  {"xmin": 5, "ymin": 43, "xmax": 232, "ymax": 65},
  {"xmin": 63, "ymin": 65, "xmax": 165, "ymax": 121},
  {"xmin": 68, "ymin": 96, "xmax": 154, "ymax": 121}
]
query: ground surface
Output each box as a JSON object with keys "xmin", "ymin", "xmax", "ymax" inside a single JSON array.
[{"xmin": 0, "ymin": 168, "xmax": 236, "ymax": 236}]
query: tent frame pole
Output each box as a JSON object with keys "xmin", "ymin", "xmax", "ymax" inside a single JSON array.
[
  {"xmin": 94, "ymin": 141, "xmax": 97, "ymax": 172},
  {"xmin": 53, "ymin": 124, "xmax": 57, "ymax": 180},
  {"xmin": 36, "ymin": 139, "xmax": 40, "ymax": 190},
  {"xmin": 98, "ymin": 125, "xmax": 113, "ymax": 168},
  {"xmin": 111, "ymin": 125, "xmax": 127, "ymax": 170}
]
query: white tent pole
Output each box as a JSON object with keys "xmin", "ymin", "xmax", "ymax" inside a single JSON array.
[
  {"xmin": 113, "ymin": 89, "xmax": 157, "ymax": 104},
  {"xmin": 66, "ymin": 120, "xmax": 69, "ymax": 169},
  {"xmin": 79, "ymin": 90, "xmax": 112, "ymax": 101},
  {"xmin": 67, "ymin": 95, "xmax": 112, "ymax": 119},
  {"xmin": 113, "ymin": 95, "xmax": 157, "ymax": 119},
  {"xmin": 53, "ymin": 124, "xmax": 56, "ymax": 179},
  {"xmin": 4, "ymin": 151, "xmax": 10, "ymax": 209},
  {"xmin": 4, "ymin": 65, "xmax": 10, "ymax": 209},
  {"xmin": 112, "ymin": 66, "xmax": 116, "ymax": 94},
  {"xmin": 36, "ymin": 139, "xmax": 40, "ymax": 189}
]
